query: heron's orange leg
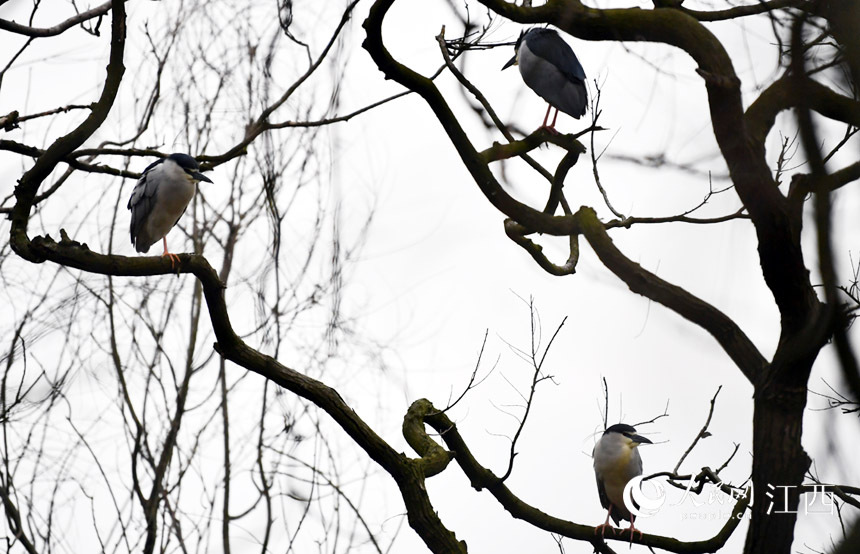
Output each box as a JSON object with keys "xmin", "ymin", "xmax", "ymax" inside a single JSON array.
[
  {"xmin": 594, "ymin": 506, "xmax": 617, "ymax": 538},
  {"xmin": 549, "ymin": 107, "xmax": 560, "ymax": 129},
  {"xmin": 161, "ymin": 237, "xmax": 181, "ymax": 268},
  {"xmin": 541, "ymin": 103, "xmax": 552, "ymax": 127},
  {"xmin": 624, "ymin": 515, "xmax": 644, "ymax": 545},
  {"xmin": 538, "ymin": 104, "xmax": 560, "ymax": 134}
]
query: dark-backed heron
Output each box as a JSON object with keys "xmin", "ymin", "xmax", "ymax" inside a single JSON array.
[
  {"xmin": 503, "ymin": 27, "xmax": 587, "ymax": 130},
  {"xmin": 592, "ymin": 423, "xmax": 652, "ymax": 540},
  {"xmin": 127, "ymin": 153, "xmax": 213, "ymax": 267}
]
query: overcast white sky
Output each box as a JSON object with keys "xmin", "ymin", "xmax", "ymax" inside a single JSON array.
[
  {"xmin": 1, "ymin": 1, "xmax": 858, "ymax": 552},
  {"xmin": 334, "ymin": 1, "xmax": 860, "ymax": 551}
]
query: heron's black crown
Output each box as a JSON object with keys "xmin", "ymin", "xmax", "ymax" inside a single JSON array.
[
  {"xmin": 604, "ymin": 423, "xmax": 639, "ymax": 436},
  {"xmin": 167, "ymin": 153, "xmax": 202, "ymax": 171}
]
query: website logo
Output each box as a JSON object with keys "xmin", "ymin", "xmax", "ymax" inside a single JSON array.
[{"xmin": 623, "ymin": 476, "xmax": 666, "ymax": 518}]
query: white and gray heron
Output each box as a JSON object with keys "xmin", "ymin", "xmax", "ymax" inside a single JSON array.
[
  {"xmin": 592, "ymin": 423, "xmax": 652, "ymax": 539},
  {"xmin": 502, "ymin": 27, "xmax": 588, "ymax": 130},
  {"xmin": 127, "ymin": 153, "xmax": 213, "ymax": 267}
]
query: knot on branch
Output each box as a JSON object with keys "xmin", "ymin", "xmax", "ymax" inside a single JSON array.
[
  {"xmin": 1, "ymin": 111, "xmax": 20, "ymax": 132},
  {"xmin": 788, "ymin": 173, "xmax": 811, "ymax": 200},
  {"xmin": 26, "ymin": 230, "xmax": 96, "ymax": 265},
  {"xmin": 403, "ymin": 399, "xmax": 455, "ymax": 477},
  {"xmin": 695, "ymin": 67, "xmax": 740, "ymax": 89},
  {"xmin": 58, "ymin": 228, "xmax": 91, "ymax": 251},
  {"xmin": 30, "ymin": 229, "xmax": 92, "ymax": 254}
]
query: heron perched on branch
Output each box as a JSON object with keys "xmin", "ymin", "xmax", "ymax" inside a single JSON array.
[
  {"xmin": 592, "ymin": 423, "xmax": 652, "ymax": 540},
  {"xmin": 503, "ymin": 27, "xmax": 588, "ymax": 131},
  {"xmin": 128, "ymin": 153, "xmax": 213, "ymax": 267}
]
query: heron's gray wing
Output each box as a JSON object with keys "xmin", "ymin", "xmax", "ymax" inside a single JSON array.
[
  {"xmin": 633, "ymin": 449, "xmax": 643, "ymax": 476},
  {"xmin": 595, "ymin": 473, "xmax": 624, "ymax": 524},
  {"xmin": 595, "ymin": 473, "xmax": 611, "ymax": 510},
  {"xmin": 527, "ymin": 29, "xmax": 586, "ymax": 83},
  {"xmin": 127, "ymin": 160, "xmax": 163, "ymax": 252}
]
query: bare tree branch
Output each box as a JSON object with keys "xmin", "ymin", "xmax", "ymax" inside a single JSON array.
[{"xmin": 0, "ymin": 1, "xmax": 110, "ymax": 37}]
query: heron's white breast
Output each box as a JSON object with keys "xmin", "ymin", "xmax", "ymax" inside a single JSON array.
[
  {"xmin": 594, "ymin": 437, "xmax": 643, "ymax": 507},
  {"xmin": 144, "ymin": 160, "xmax": 197, "ymax": 239}
]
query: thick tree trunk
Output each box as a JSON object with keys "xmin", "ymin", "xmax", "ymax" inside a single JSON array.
[{"xmin": 744, "ymin": 382, "xmax": 810, "ymax": 554}]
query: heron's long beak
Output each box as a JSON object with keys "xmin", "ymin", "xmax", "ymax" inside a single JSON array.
[
  {"xmin": 502, "ymin": 54, "xmax": 517, "ymax": 70},
  {"xmin": 191, "ymin": 172, "xmax": 213, "ymax": 183},
  {"xmin": 630, "ymin": 434, "xmax": 652, "ymax": 445}
]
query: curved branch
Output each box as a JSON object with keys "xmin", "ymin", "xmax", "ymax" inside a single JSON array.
[
  {"xmin": 0, "ymin": 139, "xmax": 140, "ymax": 179},
  {"xmin": 362, "ymin": 0, "xmax": 589, "ymax": 238},
  {"xmin": 746, "ymin": 76, "xmax": 860, "ymax": 146},
  {"xmin": 474, "ymin": 0, "xmax": 821, "ymax": 334},
  {"xmin": 403, "ymin": 399, "xmax": 455, "ymax": 478},
  {"xmin": 504, "ymin": 219, "xmax": 579, "ymax": 276},
  {"xmin": 678, "ymin": 0, "xmax": 809, "ymax": 22},
  {"xmin": 14, "ymin": 230, "xmax": 466, "ymax": 554},
  {"xmin": 0, "ymin": 477, "xmax": 38, "ymax": 554},
  {"xmin": 9, "ymin": 0, "xmax": 126, "ymax": 262},
  {"xmin": 788, "ymin": 161, "xmax": 860, "ymax": 207},
  {"xmin": 410, "ymin": 399, "xmax": 750, "ymax": 553},
  {"xmin": 201, "ymin": 1, "xmax": 361, "ymax": 167},
  {"xmin": 5, "ymin": 3, "xmax": 466, "ymax": 551},
  {"xmin": 434, "ymin": 26, "xmax": 569, "ymax": 184},
  {"xmin": 364, "ymin": 0, "xmax": 772, "ymax": 384},
  {"xmin": 576, "ymin": 206, "xmax": 766, "ymax": 383},
  {"xmin": 604, "ymin": 209, "xmax": 750, "ymax": 229},
  {"xmin": 0, "ymin": 1, "xmax": 110, "ymax": 37},
  {"xmin": 480, "ymin": 131, "xmax": 585, "ymax": 164}
]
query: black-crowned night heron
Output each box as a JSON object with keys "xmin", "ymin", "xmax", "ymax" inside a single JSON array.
[
  {"xmin": 592, "ymin": 423, "xmax": 652, "ymax": 539},
  {"xmin": 502, "ymin": 27, "xmax": 587, "ymax": 130},
  {"xmin": 127, "ymin": 153, "xmax": 213, "ymax": 267}
]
